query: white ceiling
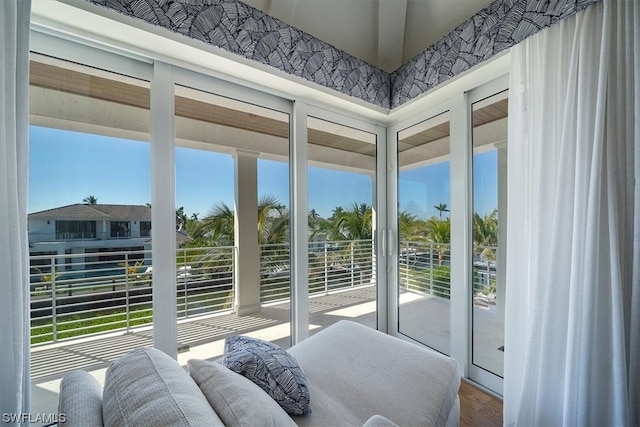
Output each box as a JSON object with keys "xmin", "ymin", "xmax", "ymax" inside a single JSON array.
[{"xmin": 241, "ymin": 0, "xmax": 495, "ymax": 72}]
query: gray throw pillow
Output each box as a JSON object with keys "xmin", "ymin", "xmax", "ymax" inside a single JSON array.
[
  {"xmin": 59, "ymin": 370, "xmax": 104, "ymax": 427},
  {"xmin": 188, "ymin": 359, "xmax": 297, "ymax": 427},
  {"xmin": 102, "ymin": 348, "xmax": 224, "ymax": 427},
  {"xmin": 222, "ymin": 336, "xmax": 311, "ymax": 415}
]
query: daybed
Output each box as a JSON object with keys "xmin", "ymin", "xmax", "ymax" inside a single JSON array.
[{"xmin": 58, "ymin": 320, "xmax": 460, "ymax": 426}]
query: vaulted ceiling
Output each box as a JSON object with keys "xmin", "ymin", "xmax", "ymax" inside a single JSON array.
[{"xmin": 240, "ymin": 0, "xmax": 495, "ymax": 72}]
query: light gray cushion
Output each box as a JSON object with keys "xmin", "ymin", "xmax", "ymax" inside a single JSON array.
[
  {"xmin": 59, "ymin": 370, "xmax": 104, "ymax": 427},
  {"xmin": 362, "ymin": 415, "xmax": 400, "ymax": 427},
  {"xmin": 288, "ymin": 320, "xmax": 461, "ymax": 427},
  {"xmin": 188, "ymin": 359, "xmax": 297, "ymax": 427},
  {"xmin": 102, "ymin": 348, "xmax": 224, "ymax": 427},
  {"xmin": 223, "ymin": 335, "xmax": 311, "ymax": 415}
]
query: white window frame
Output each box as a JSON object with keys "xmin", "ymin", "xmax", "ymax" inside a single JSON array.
[
  {"xmin": 305, "ymin": 104, "xmax": 388, "ymax": 332},
  {"xmin": 388, "ymin": 73, "xmax": 509, "ymax": 396},
  {"xmin": 465, "ymin": 74, "xmax": 510, "ymax": 394}
]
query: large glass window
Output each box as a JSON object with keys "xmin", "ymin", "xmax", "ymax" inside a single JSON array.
[
  {"xmin": 28, "ymin": 53, "xmax": 151, "ymax": 415},
  {"xmin": 397, "ymin": 111, "xmax": 451, "ymax": 354},
  {"xmin": 306, "ymin": 116, "xmax": 377, "ymax": 334},
  {"xmin": 174, "ymin": 83, "xmax": 291, "ymax": 349},
  {"xmin": 391, "ymin": 79, "xmax": 508, "ymax": 395},
  {"xmin": 55, "ymin": 220, "xmax": 96, "ymax": 240},
  {"xmin": 110, "ymin": 221, "xmax": 131, "ymax": 238},
  {"xmin": 471, "ymin": 90, "xmax": 508, "ymax": 378},
  {"xmin": 140, "ymin": 221, "xmax": 151, "ymax": 237}
]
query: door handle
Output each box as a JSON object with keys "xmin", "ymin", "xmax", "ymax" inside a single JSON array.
[{"xmin": 381, "ymin": 230, "xmax": 386, "ymax": 257}]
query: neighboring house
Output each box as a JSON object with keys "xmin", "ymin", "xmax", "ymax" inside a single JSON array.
[{"xmin": 28, "ymin": 203, "xmax": 153, "ymax": 271}]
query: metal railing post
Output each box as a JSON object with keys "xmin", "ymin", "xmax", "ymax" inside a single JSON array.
[
  {"xmin": 350, "ymin": 244, "xmax": 355, "ymax": 287},
  {"xmin": 182, "ymin": 248, "xmax": 188, "ymax": 319},
  {"xmin": 233, "ymin": 246, "xmax": 237, "ymax": 309},
  {"xmin": 324, "ymin": 244, "xmax": 328, "ymax": 293},
  {"xmin": 125, "ymin": 252, "xmax": 131, "ymax": 332},
  {"xmin": 429, "ymin": 243, "xmax": 434, "ymax": 295},
  {"xmin": 51, "ymin": 257, "xmax": 57, "ymax": 343},
  {"xmin": 405, "ymin": 242, "xmax": 410, "ymax": 289}
]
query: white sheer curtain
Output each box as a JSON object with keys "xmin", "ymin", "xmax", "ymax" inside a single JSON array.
[
  {"xmin": 504, "ymin": 0, "xmax": 639, "ymax": 425},
  {"xmin": 0, "ymin": 0, "xmax": 32, "ymax": 424}
]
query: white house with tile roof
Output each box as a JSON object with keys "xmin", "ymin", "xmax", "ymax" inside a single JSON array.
[{"xmin": 28, "ymin": 204, "xmax": 158, "ymax": 270}]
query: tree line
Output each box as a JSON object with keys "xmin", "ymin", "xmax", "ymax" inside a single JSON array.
[
  {"xmin": 83, "ymin": 194, "xmax": 497, "ymax": 252},
  {"xmin": 174, "ymin": 197, "xmax": 498, "ymax": 255}
]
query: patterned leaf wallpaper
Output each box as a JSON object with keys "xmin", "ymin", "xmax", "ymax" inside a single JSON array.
[
  {"xmin": 391, "ymin": 0, "xmax": 599, "ymax": 108},
  {"xmin": 84, "ymin": 0, "xmax": 599, "ymax": 109},
  {"xmin": 84, "ymin": 0, "xmax": 391, "ymax": 108}
]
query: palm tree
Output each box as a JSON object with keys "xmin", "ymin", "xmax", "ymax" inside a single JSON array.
[
  {"xmin": 189, "ymin": 195, "xmax": 289, "ymax": 246},
  {"xmin": 176, "ymin": 207, "xmax": 188, "ymax": 231},
  {"xmin": 426, "ymin": 218, "xmax": 451, "ymax": 265},
  {"xmin": 322, "ymin": 203, "xmax": 373, "ymax": 285},
  {"xmin": 331, "ymin": 202, "xmax": 372, "ymax": 241},
  {"xmin": 308, "ymin": 209, "xmax": 327, "ymax": 240},
  {"xmin": 257, "ymin": 194, "xmax": 289, "ymax": 245},
  {"xmin": 473, "ymin": 209, "xmax": 498, "ymax": 260},
  {"xmin": 308, "ymin": 209, "xmax": 320, "ymax": 222},
  {"xmin": 191, "ymin": 202, "xmax": 235, "ymax": 246},
  {"xmin": 434, "ymin": 203, "xmax": 450, "ymax": 219},
  {"xmin": 398, "ymin": 210, "xmax": 419, "ymax": 240},
  {"xmin": 83, "ymin": 195, "xmax": 98, "ymax": 205},
  {"xmin": 329, "ymin": 206, "xmax": 344, "ymax": 223}
]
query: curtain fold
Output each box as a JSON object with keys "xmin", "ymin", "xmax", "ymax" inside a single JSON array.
[
  {"xmin": 504, "ymin": 0, "xmax": 639, "ymax": 425},
  {"xmin": 0, "ymin": 0, "xmax": 32, "ymax": 424}
]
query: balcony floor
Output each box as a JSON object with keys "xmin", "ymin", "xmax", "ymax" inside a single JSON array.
[{"xmin": 31, "ymin": 286, "xmax": 377, "ymax": 418}]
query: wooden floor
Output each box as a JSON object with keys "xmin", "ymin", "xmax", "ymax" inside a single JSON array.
[{"xmin": 459, "ymin": 380, "xmax": 503, "ymax": 426}]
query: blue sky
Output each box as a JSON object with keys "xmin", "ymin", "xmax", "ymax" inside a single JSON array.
[{"xmin": 28, "ymin": 126, "xmax": 496, "ymax": 218}]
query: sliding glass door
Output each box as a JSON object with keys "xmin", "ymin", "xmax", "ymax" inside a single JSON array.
[
  {"xmin": 396, "ymin": 111, "xmax": 452, "ymax": 355},
  {"xmin": 469, "ymin": 88, "xmax": 508, "ymax": 385},
  {"xmin": 28, "ymin": 51, "xmax": 152, "ymax": 415},
  {"xmin": 173, "ymin": 82, "xmax": 292, "ymax": 349},
  {"xmin": 306, "ymin": 115, "xmax": 379, "ymax": 335},
  {"xmin": 391, "ymin": 75, "xmax": 508, "ymax": 395}
]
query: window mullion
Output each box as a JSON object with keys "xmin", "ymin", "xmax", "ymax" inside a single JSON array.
[
  {"xmin": 290, "ymin": 101, "xmax": 309, "ymax": 344},
  {"xmin": 449, "ymin": 91, "xmax": 472, "ymax": 377}
]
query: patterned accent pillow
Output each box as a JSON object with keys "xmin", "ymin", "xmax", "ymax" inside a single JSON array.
[{"xmin": 223, "ymin": 336, "xmax": 311, "ymax": 415}]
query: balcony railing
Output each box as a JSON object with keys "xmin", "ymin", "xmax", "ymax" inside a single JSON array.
[
  {"xmin": 399, "ymin": 240, "xmax": 452, "ymax": 298},
  {"xmin": 399, "ymin": 240, "xmax": 497, "ymax": 305},
  {"xmin": 30, "ymin": 247, "xmax": 234, "ymax": 345},
  {"xmin": 260, "ymin": 239, "xmax": 375, "ymax": 304},
  {"xmin": 29, "ymin": 239, "xmax": 496, "ymax": 346},
  {"xmin": 29, "ymin": 231, "xmax": 149, "ymax": 243},
  {"xmin": 30, "ymin": 239, "xmax": 375, "ymax": 346}
]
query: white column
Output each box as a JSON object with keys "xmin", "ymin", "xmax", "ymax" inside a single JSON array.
[
  {"xmin": 151, "ymin": 62, "xmax": 177, "ymax": 359},
  {"xmin": 495, "ymin": 141, "xmax": 507, "ymax": 317},
  {"xmin": 234, "ymin": 150, "xmax": 261, "ymax": 316}
]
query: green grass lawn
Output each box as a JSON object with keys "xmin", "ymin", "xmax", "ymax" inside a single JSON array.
[{"xmin": 30, "ymin": 289, "xmax": 234, "ymax": 345}]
